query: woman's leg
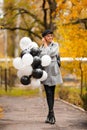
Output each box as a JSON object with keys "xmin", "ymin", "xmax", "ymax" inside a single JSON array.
[
  {"xmin": 44, "ymin": 85, "xmax": 56, "ymax": 124},
  {"xmin": 44, "ymin": 85, "xmax": 55, "ymax": 112}
]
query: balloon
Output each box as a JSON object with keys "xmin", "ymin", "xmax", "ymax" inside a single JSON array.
[
  {"xmin": 24, "ymin": 42, "xmax": 38, "ymax": 51},
  {"xmin": 19, "ymin": 37, "xmax": 32, "ymax": 50},
  {"xmin": 41, "ymin": 55, "xmax": 51, "ymax": 66},
  {"xmin": 32, "ymin": 68, "xmax": 43, "ymax": 79},
  {"xmin": 30, "ymin": 78, "xmax": 41, "ymax": 88},
  {"xmin": 22, "ymin": 53, "xmax": 33, "ymax": 66},
  {"xmin": 31, "ymin": 42, "xmax": 39, "ymax": 48},
  {"xmin": 30, "ymin": 47, "xmax": 41, "ymax": 57},
  {"xmin": 17, "ymin": 70, "xmax": 23, "ymax": 79},
  {"xmin": 13, "ymin": 57, "xmax": 23, "ymax": 70},
  {"xmin": 20, "ymin": 49, "xmax": 29, "ymax": 58},
  {"xmin": 39, "ymin": 70, "xmax": 48, "ymax": 81},
  {"xmin": 20, "ymin": 75, "xmax": 31, "ymax": 85},
  {"xmin": 32, "ymin": 56, "xmax": 41, "ymax": 69},
  {"xmin": 17, "ymin": 66, "xmax": 33, "ymax": 78}
]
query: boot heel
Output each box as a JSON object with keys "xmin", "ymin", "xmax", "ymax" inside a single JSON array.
[
  {"xmin": 45, "ymin": 111, "xmax": 56, "ymax": 124},
  {"xmin": 49, "ymin": 116, "xmax": 56, "ymax": 124}
]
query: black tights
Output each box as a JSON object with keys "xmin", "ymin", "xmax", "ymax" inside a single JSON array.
[{"xmin": 44, "ymin": 85, "xmax": 56, "ymax": 113}]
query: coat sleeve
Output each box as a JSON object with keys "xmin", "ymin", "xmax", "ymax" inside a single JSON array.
[{"xmin": 40, "ymin": 43, "xmax": 59, "ymax": 57}]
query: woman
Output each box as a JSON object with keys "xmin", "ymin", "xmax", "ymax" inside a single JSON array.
[{"xmin": 40, "ymin": 29, "xmax": 63, "ymax": 124}]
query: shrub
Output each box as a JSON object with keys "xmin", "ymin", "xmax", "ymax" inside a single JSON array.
[
  {"xmin": 58, "ymin": 86, "xmax": 83, "ymax": 108},
  {"xmin": 58, "ymin": 87, "xmax": 70, "ymax": 100},
  {"xmin": 67, "ymin": 92, "xmax": 83, "ymax": 107},
  {"xmin": 82, "ymin": 93, "xmax": 87, "ymax": 110}
]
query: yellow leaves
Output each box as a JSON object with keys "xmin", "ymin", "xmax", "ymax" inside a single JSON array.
[
  {"xmin": 55, "ymin": 0, "xmax": 87, "ymax": 23},
  {"xmin": 0, "ymin": 107, "xmax": 3, "ymax": 112},
  {"xmin": 0, "ymin": 106, "xmax": 3, "ymax": 118},
  {"xmin": 0, "ymin": 25, "xmax": 4, "ymax": 29},
  {"xmin": 71, "ymin": 10, "xmax": 79, "ymax": 19},
  {"xmin": 82, "ymin": 0, "xmax": 87, "ymax": 7},
  {"xmin": 14, "ymin": 0, "xmax": 37, "ymax": 10},
  {"xmin": 56, "ymin": 23, "xmax": 87, "ymax": 58},
  {"xmin": 80, "ymin": 8, "xmax": 87, "ymax": 19}
]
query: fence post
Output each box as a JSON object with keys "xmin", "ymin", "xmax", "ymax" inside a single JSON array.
[
  {"xmin": 0, "ymin": 66, "xmax": 2, "ymax": 86},
  {"xmin": 4, "ymin": 68, "xmax": 8, "ymax": 92},
  {"xmin": 79, "ymin": 62, "xmax": 84, "ymax": 97}
]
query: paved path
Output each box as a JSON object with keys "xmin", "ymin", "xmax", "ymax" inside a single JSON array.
[{"xmin": 0, "ymin": 96, "xmax": 87, "ymax": 130}]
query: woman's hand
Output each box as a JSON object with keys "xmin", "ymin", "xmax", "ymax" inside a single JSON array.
[{"xmin": 42, "ymin": 38, "xmax": 48, "ymax": 47}]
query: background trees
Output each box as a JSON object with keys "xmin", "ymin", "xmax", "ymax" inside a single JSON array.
[
  {"xmin": 0, "ymin": 0, "xmax": 58, "ymax": 56},
  {"xmin": 0, "ymin": 0, "xmax": 87, "ymax": 57},
  {"xmin": 0, "ymin": 0, "xmax": 87, "ymax": 91},
  {"xmin": 0, "ymin": 0, "xmax": 87, "ymax": 107},
  {"xmin": 54, "ymin": 0, "xmax": 87, "ymax": 95}
]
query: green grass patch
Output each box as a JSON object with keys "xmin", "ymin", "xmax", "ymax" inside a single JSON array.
[{"xmin": 0, "ymin": 87, "xmax": 40, "ymax": 97}]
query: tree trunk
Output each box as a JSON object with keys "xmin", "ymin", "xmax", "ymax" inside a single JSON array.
[
  {"xmin": 42, "ymin": 0, "xmax": 57, "ymax": 30},
  {"xmin": 79, "ymin": 62, "xmax": 83, "ymax": 97}
]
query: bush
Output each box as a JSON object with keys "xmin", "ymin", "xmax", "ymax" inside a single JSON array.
[
  {"xmin": 58, "ymin": 87, "xmax": 70, "ymax": 100},
  {"xmin": 58, "ymin": 86, "xmax": 83, "ymax": 108},
  {"xmin": 67, "ymin": 92, "xmax": 83, "ymax": 107},
  {"xmin": 82, "ymin": 93, "xmax": 87, "ymax": 110}
]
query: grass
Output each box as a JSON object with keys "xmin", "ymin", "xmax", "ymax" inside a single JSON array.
[
  {"xmin": 0, "ymin": 85, "xmax": 61, "ymax": 98},
  {"xmin": 0, "ymin": 87, "xmax": 40, "ymax": 97},
  {"xmin": 57, "ymin": 85, "xmax": 87, "ymax": 109}
]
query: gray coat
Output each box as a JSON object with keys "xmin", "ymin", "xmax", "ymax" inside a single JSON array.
[{"xmin": 40, "ymin": 42, "xmax": 63, "ymax": 86}]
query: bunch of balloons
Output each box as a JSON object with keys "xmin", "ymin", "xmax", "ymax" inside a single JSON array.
[{"xmin": 13, "ymin": 37, "xmax": 51, "ymax": 88}]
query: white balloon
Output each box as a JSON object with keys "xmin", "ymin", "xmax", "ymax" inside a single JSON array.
[
  {"xmin": 19, "ymin": 37, "xmax": 32, "ymax": 50},
  {"xmin": 17, "ymin": 65, "xmax": 33, "ymax": 78},
  {"xmin": 41, "ymin": 55, "xmax": 51, "ymax": 66},
  {"xmin": 32, "ymin": 42, "xmax": 39, "ymax": 48},
  {"xmin": 22, "ymin": 65, "xmax": 33, "ymax": 75},
  {"xmin": 39, "ymin": 70, "xmax": 48, "ymax": 81},
  {"xmin": 30, "ymin": 78, "xmax": 41, "ymax": 89},
  {"xmin": 22, "ymin": 53, "xmax": 33, "ymax": 66},
  {"xmin": 27, "ymin": 44, "xmax": 33, "ymax": 51},
  {"xmin": 17, "ymin": 70, "xmax": 23, "ymax": 79},
  {"xmin": 13, "ymin": 57, "xmax": 23, "ymax": 70},
  {"xmin": 26, "ymin": 42, "xmax": 38, "ymax": 50}
]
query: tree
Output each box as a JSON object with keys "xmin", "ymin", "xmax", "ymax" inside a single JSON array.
[
  {"xmin": 0, "ymin": 0, "xmax": 57, "ymax": 57},
  {"xmin": 55, "ymin": 0, "xmax": 87, "ymax": 27},
  {"xmin": 1, "ymin": 0, "xmax": 57, "ymax": 38},
  {"xmin": 54, "ymin": 0, "xmax": 87, "ymax": 96}
]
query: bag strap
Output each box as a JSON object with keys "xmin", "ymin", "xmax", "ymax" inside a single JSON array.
[{"xmin": 56, "ymin": 54, "xmax": 61, "ymax": 67}]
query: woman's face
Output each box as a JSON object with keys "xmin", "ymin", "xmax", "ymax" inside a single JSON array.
[{"xmin": 44, "ymin": 34, "xmax": 53, "ymax": 43}]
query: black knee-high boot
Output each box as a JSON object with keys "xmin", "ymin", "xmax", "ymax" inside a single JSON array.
[{"xmin": 44, "ymin": 85, "xmax": 56, "ymax": 124}]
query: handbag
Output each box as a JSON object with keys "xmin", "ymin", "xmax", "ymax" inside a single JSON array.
[{"xmin": 56, "ymin": 54, "xmax": 61, "ymax": 67}]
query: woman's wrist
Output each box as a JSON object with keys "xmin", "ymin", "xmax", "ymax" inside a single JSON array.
[
  {"xmin": 42, "ymin": 38, "xmax": 48, "ymax": 47},
  {"xmin": 44, "ymin": 43, "xmax": 48, "ymax": 47}
]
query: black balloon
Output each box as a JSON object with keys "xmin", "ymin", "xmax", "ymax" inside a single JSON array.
[
  {"xmin": 20, "ymin": 75, "xmax": 31, "ymax": 85},
  {"xmin": 32, "ymin": 56, "xmax": 41, "ymax": 69},
  {"xmin": 20, "ymin": 49, "xmax": 29, "ymax": 58},
  {"xmin": 32, "ymin": 68, "xmax": 43, "ymax": 79},
  {"xmin": 30, "ymin": 47, "xmax": 41, "ymax": 57},
  {"xmin": 36, "ymin": 65, "xmax": 44, "ymax": 69}
]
